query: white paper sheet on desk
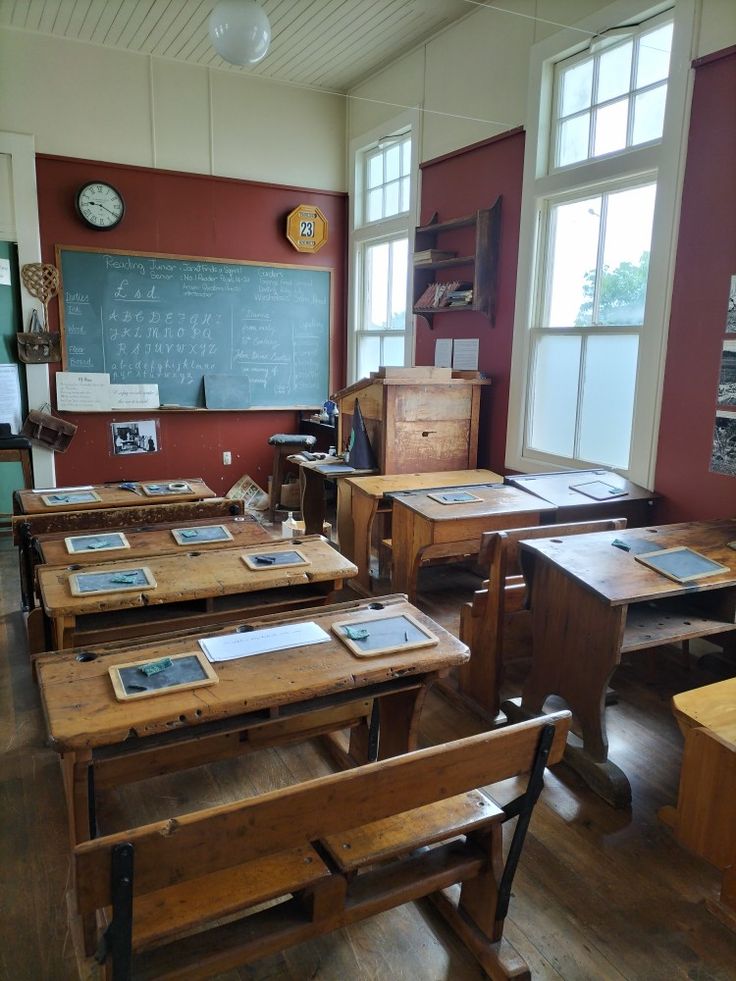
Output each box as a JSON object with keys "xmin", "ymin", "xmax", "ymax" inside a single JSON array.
[{"xmin": 199, "ymin": 621, "xmax": 331, "ymax": 662}]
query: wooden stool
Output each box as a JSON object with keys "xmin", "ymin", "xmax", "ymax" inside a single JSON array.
[
  {"xmin": 267, "ymin": 433, "xmax": 316, "ymax": 521},
  {"xmin": 1, "ymin": 432, "xmax": 33, "ymax": 526}
]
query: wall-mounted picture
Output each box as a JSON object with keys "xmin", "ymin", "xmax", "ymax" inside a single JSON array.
[
  {"xmin": 111, "ymin": 419, "xmax": 159, "ymax": 455},
  {"xmin": 717, "ymin": 340, "xmax": 736, "ymax": 405},
  {"xmin": 711, "ymin": 409, "xmax": 736, "ymax": 477},
  {"xmin": 726, "ymin": 274, "xmax": 736, "ymax": 333}
]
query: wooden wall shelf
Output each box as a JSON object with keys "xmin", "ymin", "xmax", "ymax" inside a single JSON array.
[{"xmin": 412, "ymin": 196, "xmax": 502, "ymax": 329}]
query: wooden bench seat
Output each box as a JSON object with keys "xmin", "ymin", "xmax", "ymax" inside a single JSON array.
[
  {"xmin": 459, "ymin": 519, "xmax": 626, "ymax": 718},
  {"xmin": 71, "ymin": 712, "xmax": 570, "ymax": 980}
]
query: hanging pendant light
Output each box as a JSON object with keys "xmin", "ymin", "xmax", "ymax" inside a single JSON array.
[{"xmin": 209, "ymin": 0, "xmax": 271, "ymax": 66}]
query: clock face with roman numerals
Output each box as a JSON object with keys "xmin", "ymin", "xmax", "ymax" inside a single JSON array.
[{"xmin": 75, "ymin": 182, "xmax": 125, "ymax": 229}]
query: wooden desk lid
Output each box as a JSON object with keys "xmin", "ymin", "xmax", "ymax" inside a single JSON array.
[
  {"xmin": 346, "ymin": 469, "xmax": 503, "ymax": 498},
  {"xmin": 391, "ymin": 483, "xmax": 556, "ymax": 520},
  {"xmin": 18, "ymin": 478, "xmax": 215, "ymax": 514}
]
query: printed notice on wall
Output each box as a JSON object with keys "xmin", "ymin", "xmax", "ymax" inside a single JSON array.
[
  {"xmin": 56, "ymin": 372, "xmax": 112, "ymax": 411},
  {"xmin": 452, "ymin": 338, "xmax": 480, "ymax": 371},
  {"xmin": 0, "ymin": 364, "xmax": 22, "ymax": 433},
  {"xmin": 434, "ymin": 338, "xmax": 453, "ymax": 368},
  {"xmin": 110, "ymin": 384, "xmax": 160, "ymax": 410}
]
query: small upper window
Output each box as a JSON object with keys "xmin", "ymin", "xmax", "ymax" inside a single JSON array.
[
  {"xmin": 362, "ymin": 137, "xmax": 412, "ymax": 224},
  {"xmin": 552, "ymin": 18, "xmax": 673, "ymax": 169}
]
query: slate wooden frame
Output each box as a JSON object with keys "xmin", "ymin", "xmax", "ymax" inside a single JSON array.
[
  {"xmin": 634, "ymin": 546, "xmax": 730, "ymax": 583},
  {"xmin": 241, "ymin": 549, "xmax": 310, "ymax": 570},
  {"xmin": 64, "ymin": 532, "xmax": 131, "ymax": 555},
  {"xmin": 171, "ymin": 524, "xmax": 234, "ymax": 545},
  {"xmin": 141, "ymin": 482, "xmax": 192, "ymax": 497},
  {"xmin": 427, "ymin": 490, "xmax": 484, "ymax": 505},
  {"xmin": 68, "ymin": 566, "xmax": 157, "ymax": 596},
  {"xmin": 332, "ymin": 610, "xmax": 439, "ymax": 658},
  {"xmin": 40, "ymin": 490, "xmax": 102, "ymax": 507},
  {"xmin": 109, "ymin": 650, "xmax": 218, "ymax": 701}
]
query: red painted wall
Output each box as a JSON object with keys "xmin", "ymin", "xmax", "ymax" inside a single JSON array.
[
  {"xmin": 35, "ymin": 155, "xmax": 347, "ymax": 493},
  {"xmin": 414, "ymin": 128, "xmax": 525, "ymax": 475},
  {"xmin": 654, "ymin": 48, "xmax": 736, "ymax": 520}
]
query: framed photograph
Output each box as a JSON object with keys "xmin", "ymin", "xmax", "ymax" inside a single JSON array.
[
  {"xmin": 40, "ymin": 490, "xmax": 101, "ymax": 507},
  {"xmin": 332, "ymin": 610, "xmax": 439, "ymax": 658},
  {"xmin": 634, "ymin": 547, "xmax": 730, "ymax": 583},
  {"xmin": 242, "ymin": 549, "xmax": 310, "ymax": 570},
  {"xmin": 717, "ymin": 340, "xmax": 736, "ymax": 405},
  {"xmin": 64, "ymin": 532, "xmax": 130, "ymax": 554},
  {"xmin": 711, "ymin": 409, "xmax": 736, "ymax": 477},
  {"xmin": 171, "ymin": 524, "xmax": 234, "ymax": 545},
  {"xmin": 111, "ymin": 419, "xmax": 160, "ymax": 456},
  {"xmin": 726, "ymin": 274, "xmax": 736, "ymax": 333},
  {"xmin": 427, "ymin": 490, "xmax": 483, "ymax": 505},
  {"xmin": 109, "ymin": 651, "xmax": 218, "ymax": 701},
  {"xmin": 141, "ymin": 481, "xmax": 192, "ymax": 497},
  {"xmin": 69, "ymin": 566, "xmax": 157, "ymax": 596}
]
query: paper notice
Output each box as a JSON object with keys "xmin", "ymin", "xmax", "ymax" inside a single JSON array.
[
  {"xmin": 110, "ymin": 384, "xmax": 160, "ymax": 410},
  {"xmin": 434, "ymin": 338, "xmax": 453, "ymax": 368},
  {"xmin": 56, "ymin": 372, "xmax": 112, "ymax": 411},
  {"xmin": 452, "ymin": 338, "xmax": 480, "ymax": 371}
]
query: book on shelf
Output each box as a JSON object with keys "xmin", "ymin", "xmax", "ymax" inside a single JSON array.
[
  {"xmin": 414, "ymin": 280, "xmax": 472, "ymax": 310},
  {"xmin": 413, "ymin": 249, "xmax": 457, "ymax": 265}
]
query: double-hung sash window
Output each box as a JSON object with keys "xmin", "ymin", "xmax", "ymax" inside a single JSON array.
[
  {"xmin": 349, "ymin": 118, "xmax": 417, "ymax": 383},
  {"xmin": 508, "ymin": 3, "xmax": 693, "ymax": 484}
]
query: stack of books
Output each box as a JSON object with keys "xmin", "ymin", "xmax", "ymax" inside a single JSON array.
[
  {"xmin": 413, "ymin": 249, "xmax": 457, "ymax": 265},
  {"xmin": 445, "ymin": 284, "xmax": 474, "ymax": 307}
]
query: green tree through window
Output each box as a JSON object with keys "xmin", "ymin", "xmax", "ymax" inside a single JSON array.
[{"xmin": 575, "ymin": 252, "xmax": 650, "ymax": 326}]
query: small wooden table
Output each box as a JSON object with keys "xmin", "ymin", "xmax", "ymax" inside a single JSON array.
[
  {"xmin": 505, "ymin": 469, "xmax": 656, "ymax": 526},
  {"xmin": 389, "ymin": 483, "xmax": 556, "ymax": 601},
  {"xmin": 34, "ymin": 513, "xmax": 275, "ymax": 569},
  {"xmin": 36, "ymin": 593, "xmax": 470, "ymax": 844},
  {"xmin": 15, "ymin": 477, "xmax": 215, "ymax": 515},
  {"xmin": 288, "ymin": 454, "xmax": 376, "ymax": 547},
  {"xmin": 344, "ymin": 469, "xmax": 503, "ymax": 593},
  {"xmin": 36, "ymin": 535, "xmax": 357, "ymax": 652},
  {"xmin": 502, "ymin": 520, "xmax": 736, "ymax": 808},
  {"xmin": 660, "ymin": 678, "xmax": 736, "ymax": 931}
]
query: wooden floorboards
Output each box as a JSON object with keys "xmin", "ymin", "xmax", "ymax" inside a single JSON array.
[{"xmin": 1, "ymin": 541, "xmax": 735, "ymax": 979}]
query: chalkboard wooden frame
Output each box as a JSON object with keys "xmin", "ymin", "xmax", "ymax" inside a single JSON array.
[{"xmin": 56, "ymin": 245, "xmax": 333, "ymax": 411}]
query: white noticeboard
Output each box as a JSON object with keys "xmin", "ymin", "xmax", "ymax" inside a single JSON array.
[{"xmin": 0, "ymin": 363, "xmax": 22, "ymax": 434}]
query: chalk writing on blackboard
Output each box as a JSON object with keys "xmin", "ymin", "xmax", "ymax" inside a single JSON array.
[{"xmin": 57, "ymin": 247, "xmax": 331, "ymax": 409}]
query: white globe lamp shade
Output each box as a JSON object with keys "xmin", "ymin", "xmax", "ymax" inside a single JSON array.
[{"xmin": 209, "ymin": 0, "xmax": 271, "ymax": 66}]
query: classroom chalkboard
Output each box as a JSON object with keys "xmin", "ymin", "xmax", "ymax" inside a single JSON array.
[{"xmin": 56, "ymin": 246, "xmax": 331, "ymax": 409}]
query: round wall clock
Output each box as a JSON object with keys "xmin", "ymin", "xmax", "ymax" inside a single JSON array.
[{"xmin": 75, "ymin": 182, "xmax": 125, "ymax": 229}]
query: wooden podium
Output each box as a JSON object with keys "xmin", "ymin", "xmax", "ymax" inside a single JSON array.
[{"xmin": 332, "ymin": 367, "xmax": 490, "ymax": 474}]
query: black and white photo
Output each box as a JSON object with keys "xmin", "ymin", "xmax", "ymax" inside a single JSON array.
[
  {"xmin": 717, "ymin": 340, "xmax": 736, "ymax": 405},
  {"xmin": 110, "ymin": 419, "xmax": 159, "ymax": 455},
  {"xmin": 710, "ymin": 409, "xmax": 736, "ymax": 477},
  {"xmin": 727, "ymin": 274, "xmax": 736, "ymax": 332}
]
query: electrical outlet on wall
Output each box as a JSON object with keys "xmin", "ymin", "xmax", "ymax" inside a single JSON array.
[{"xmin": 223, "ymin": 451, "xmax": 232, "ymax": 465}]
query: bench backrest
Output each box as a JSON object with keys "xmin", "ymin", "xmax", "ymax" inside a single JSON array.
[
  {"xmin": 13, "ymin": 497, "xmax": 246, "ymax": 544},
  {"xmin": 74, "ymin": 711, "xmax": 570, "ymax": 914}
]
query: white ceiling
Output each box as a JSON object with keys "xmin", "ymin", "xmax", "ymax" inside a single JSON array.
[{"xmin": 1, "ymin": 0, "xmax": 476, "ymax": 92}]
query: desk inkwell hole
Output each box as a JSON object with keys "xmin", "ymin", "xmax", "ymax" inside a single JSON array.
[
  {"xmin": 68, "ymin": 563, "xmax": 82, "ymax": 571},
  {"xmin": 75, "ymin": 652, "xmax": 97, "ymax": 663},
  {"xmin": 188, "ymin": 551, "xmax": 201, "ymax": 557},
  {"xmin": 236, "ymin": 624, "xmax": 254, "ymax": 633},
  {"xmin": 550, "ymin": 539, "xmax": 563, "ymax": 544},
  {"xmin": 369, "ymin": 602, "xmax": 385, "ymax": 610},
  {"xmin": 291, "ymin": 539, "xmax": 303, "ymax": 545}
]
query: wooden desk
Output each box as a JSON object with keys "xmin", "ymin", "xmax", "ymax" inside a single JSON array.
[
  {"xmin": 505, "ymin": 469, "xmax": 656, "ymax": 526},
  {"xmin": 14, "ymin": 496, "xmax": 244, "ymax": 613},
  {"xmin": 15, "ymin": 477, "xmax": 215, "ymax": 514},
  {"xmin": 502, "ymin": 520, "xmax": 736, "ymax": 808},
  {"xmin": 660, "ymin": 678, "xmax": 736, "ymax": 930},
  {"xmin": 36, "ymin": 593, "xmax": 470, "ymax": 844},
  {"xmin": 34, "ymin": 513, "xmax": 275, "ymax": 569},
  {"xmin": 390, "ymin": 483, "xmax": 556, "ymax": 601},
  {"xmin": 36, "ymin": 535, "xmax": 357, "ymax": 652},
  {"xmin": 289, "ymin": 454, "xmax": 376, "ymax": 548},
  {"xmin": 344, "ymin": 469, "xmax": 503, "ymax": 593}
]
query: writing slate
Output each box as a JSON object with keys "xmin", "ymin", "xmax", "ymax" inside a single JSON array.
[{"xmin": 57, "ymin": 246, "xmax": 331, "ymax": 409}]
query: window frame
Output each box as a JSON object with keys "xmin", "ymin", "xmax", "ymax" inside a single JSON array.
[
  {"xmin": 506, "ymin": 0, "xmax": 696, "ymax": 487},
  {"xmin": 348, "ymin": 110, "xmax": 419, "ymax": 385}
]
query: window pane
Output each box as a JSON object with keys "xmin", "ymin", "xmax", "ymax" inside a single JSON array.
[
  {"xmin": 384, "ymin": 180, "xmax": 399, "ymax": 218},
  {"xmin": 598, "ymin": 41, "xmax": 632, "ymax": 103},
  {"xmin": 385, "ymin": 144, "xmax": 400, "ymax": 182},
  {"xmin": 637, "ymin": 22, "xmax": 673, "ymax": 88},
  {"xmin": 599, "ymin": 184, "xmax": 655, "ymax": 325},
  {"xmin": 357, "ymin": 335, "xmax": 380, "ymax": 379},
  {"xmin": 382, "ymin": 333, "xmax": 405, "ymax": 366},
  {"xmin": 578, "ymin": 334, "xmax": 639, "ymax": 467},
  {"xmin": 367, "ymin": 153, "xmax": 382, "ymax": 189},
  {"xmin": 557, "ymin": 112, "xmax": 589, "ymax": 167},
  {"xmin": 400, "ymin": 176, "xmax": 410, "ymax": 212},
  {"xmin": 401, "ymin": 139, "xmax": 411, "ymax": 176},
  {"xmin": 367, "ymin": 188, "xmax": 382, "ymax": 222},
  {"xmin": 527, "ymin": 334, "xmax": 581, "ymax": 457},
  {"xmin": 560, "ymin": 59, "xmax": 593, "ymax": 116},
  {"xmin": 547, "ymin": 197, "xmax": 601, "ymax": 327},
  {"xmin": 365, "ymin": 242, "xmax": 389, "ymax": 329},
  {"xmin": 593, "ymin": 98, "xmax": 628, "ymax": 157},
  {"xmin": 390, "ymin": 238, "xmax": 408, "ymax": 328},
  {"xmin": 632, "ymin": 85, "xmax": 667, "ymax": 145}
]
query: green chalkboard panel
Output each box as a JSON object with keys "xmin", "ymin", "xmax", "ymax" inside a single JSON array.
[{"xmin": 57, "ymin": 246, "xmax": 331, "ymax": 409}]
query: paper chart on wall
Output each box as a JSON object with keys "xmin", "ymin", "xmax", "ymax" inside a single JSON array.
[
  {"xmin": 0, "ymin": 364, "xmax": 22, "ymax": 434},
  {"xmin": 452, "ymin": 338, "xmax": 479, "ymax": 371}
]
